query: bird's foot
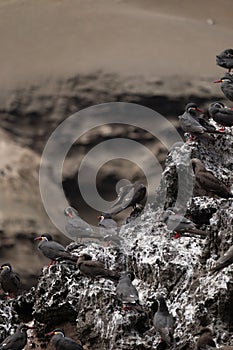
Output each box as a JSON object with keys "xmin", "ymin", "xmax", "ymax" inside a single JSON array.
[
  {"xmin": 122, "ymin": 305, "xmax": 133, "ymax": 312},
  {"xmin": 48, "ymin": 260, "xmax": 56, "ymax": 267},
  {"xmin": 173, "ymin": 232, "xmax": 181, "ymax": 239}
]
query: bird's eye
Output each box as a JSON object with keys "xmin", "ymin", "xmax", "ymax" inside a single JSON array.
[{"xmin": 188, "ymin": 108, "xmax": 194, "ymax": 113}]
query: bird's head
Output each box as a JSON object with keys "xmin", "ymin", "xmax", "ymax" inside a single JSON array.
[
  {"xmin": 121, "ymin": 271, "xmax": 135, "ymax": 281},
  {"xmin": 186, "ymin": 102, "xmax": 203, "ymax": 113},
  {"xmin": 34, "ymin": 233, "xmax": 53, "ymax": 242},
  {"xmin": 97, "ymin": 215, "xmax": 104, "ymax": 223},
  {"xmin": 191, "ymin": 158, "xmax": 205, "ymax": 173},
  {"xmin": 45, "ymin": 329, "xmax": 65, "ymax": 337},
  {"xmin": 214, "ymin": 73, "xmax": 233, "ymax": 84},
  {"xmin": 98, "ymin": 213, "xmax": 112, "ymax": 222},
  {"xmin": 210, "ymin": 102, "xmax": 224, "ymax": 109},
  {"xmin": 64, "ymin": 206, "xmax": 79, "ymax": 218},
  {"xmin": 0, "ymin": 263, "xmax": 12, "ymax": 272}
]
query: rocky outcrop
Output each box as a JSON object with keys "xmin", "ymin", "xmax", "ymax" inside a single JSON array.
[{"xmin": 1, "ymin": 128, "xmax": 232, "ymax": 349}]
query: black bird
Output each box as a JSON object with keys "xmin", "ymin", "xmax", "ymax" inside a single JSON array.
[
  {"xmin": 34, "ymin": 233, "xmax": 77, "ymax": 264},
  {"xmin": 198, "ymin": 114, "xmax": 225, "ymax": 134},
  {"xmin": 0, "ymin": 263, "xmax": 20, "ymax": 297},
  {"xmin": 178, "ymin": 103, "xmax": 205, "ymax": 136},
  {"xmin": 64, "ymin": 206, "xmax": 102, "ymax": 241},
  {"xmin": 0, "ymin": 324, "xmax": 34, "ymax": 350},
  {"xmin": 77, "ymin": 253, "xmax": 120, "ymax": 281},
  {"xmin": 191, "ymin": 158, "xmax": 233, "ymax": 199},
  {"xmin": 196, "ymin": 327, "xmax": 216, "ymax": 350},
  {"xmin": 153, "ymin": 295, "xmax": 175, "ymax": 347},
  {"xmin": 116, "ymin": 271, "xmax": 143, "ymax": 312},
  {"xmin": 216, "ymin": 49, "xmax": 233, "ymax": 72},
  {"xmin": 210, "ymin": 245, "xmax": 233, "ymax": 273},
  {"xmin": 163, "ymin": 210, "xmax": 208, "ymax": 238},
  {"xmin": 208, "ymin": 102, "xmax": 233, "ymax": 128},
  {"xmin": 98, "ymin": 213, "xmax": 121, "ymax": 245},
  {"xmin": 108, "ymin": 183, "xmax": 147, "ymax": 215},
  {"xmin": 45, "ymin": 329, "xmax": 83, "ymax": 350},
  {"xmin": 179, "ymin": 103, "xmax": 223, "ymax": 144},
  {"xmin": 214, "ymin": 73, "xmax": 233, "ymax": 101}
]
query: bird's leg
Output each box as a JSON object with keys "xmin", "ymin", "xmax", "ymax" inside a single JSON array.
[
  {"xmin": 173, "ymin": 231, "xmax": 180, "ymax": 239},
  {"xmin": 48, "ymin": 260, "xmax": 56, "ymax": 267},
  {"xmin": 122, "ymin": 305, "xmax": 133, "ymax": 311}
]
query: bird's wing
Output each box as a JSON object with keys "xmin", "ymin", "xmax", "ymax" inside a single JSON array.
[
  {"xmin": 99, "ymin": 219, "xmax": 117, "ymax": 231},
  {"xmin": 153, "ymin": 313, "xmax": 174, "ymax": 345},
  {"xmin": 196, "ymin": 170, "xmax": 230, "ymax": 194},
  {"xmin": 0, "ymin": 332, "xmax": 24, "ymax": 349},
  {"xmin": 79, "ymin": 260, "xmax": 106, "ymax": 275},
  {"xmin": 180, "ymin": 115, "xmax": 205, "ymax": 133},
  {"xmin": 58, "ymin": 337, "xmax": 83, "ymax": 349},
  {"xmin": 69, "ymin": 217, "xmax": 93, "ymax": 231},
  {"xmin": 116, "ymin": 278, "xmax": 139, "ymax": 303},
  {"xmin": 11, "ymin": 272, "xmax": 20, "ymax": 289},
  {"xmin": 166, "ymin": 214, "xmax": 194, "ymax": 231},
  {"xmin": 40, "ymin": 241, "xmax": 66, "ymax": 256}
]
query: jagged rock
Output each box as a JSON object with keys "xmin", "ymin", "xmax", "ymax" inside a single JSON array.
[{"xmin": 0, "ymin": 112, "xmax": 232, "ymax": 349}]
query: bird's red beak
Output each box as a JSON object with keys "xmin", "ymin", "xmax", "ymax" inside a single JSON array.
[
  {"xmin": 196, "ymin": 108, "xmax": 203, "ymax": 112},
  {"xmin": 45, "ymin": 331, "xmax": 55, "ymax": 336},
  {"xmin": 97, "ymin": 215, "xmax": 101, "ymax": 220},
  {"xmin": 213, "ymin": 79, "xmax": 222, "ymax": 83},
  {"xmin": 34, "ymin": 236, "xmax": 42, "ymax": 241}
]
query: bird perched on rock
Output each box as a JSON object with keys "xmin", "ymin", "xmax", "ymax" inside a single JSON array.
[
  {"xmin": 108, "ymin": 183, "xmax": 147, "ymax": 215},
  {"xmin": 0, "ymin": 324, "xmax": 34, "ymax": 350},
  {"xmin": 179, "ymin": 103, "xmax": 205, "ymax": 137},
  {"xmin": 216, "ymin": 49, "xmax": 233, "ymax": 72},
  {"xmin": 163, "ymin": 209, "xmax": 207, "ymax": 238},
  {"xmin": 45, "ymin": 329, "xmax": 83, "ymax": 350},
  {"xmin": 98, "ymin": 213, "xmax": 121, "ymax": 245},
  {"xmin": 210, "ymin": 245, "xmax": 233, "ymax": 273},
  {"xmin": 153, "ymin": 295, "xmax": 175, "ymax": 348},
  {"xmin": 179, "ymin": 103, "xmax": 223, "ymax": 144},
  {"xmin": 208, "ymin": 102, "xmax": 233, "ymax": 128},
  {"xmin": 198, "ymin": 114, "xmax": 226, "ymax": 134},
  {"xmin": 214, "ymin": 73, "xmax": 233, "ymax": 101},
  {"xmin": 77, "ymin": 253, "xmax": 120, "ymax": 281},
  {"xmin": 0, "ymin": 263, "xmax": 20, "ymax": 297},
  {"xmin": 196, "ymin": 327, "xmax": 216, "ymax": 350},
  {"xmin": 116, "ymin": 271, "xmax": 143, "ymax": 312},
  {"xmin": 64, "ymin": 206, "xmax": 102, "ymax": 241},
  {"xmin": 191, "ymin": 158, "xmax": 233, "ymax": 199},
  {"xmin": 34, "ymin": 233, "xmax": 77, "ymax": 264}
]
